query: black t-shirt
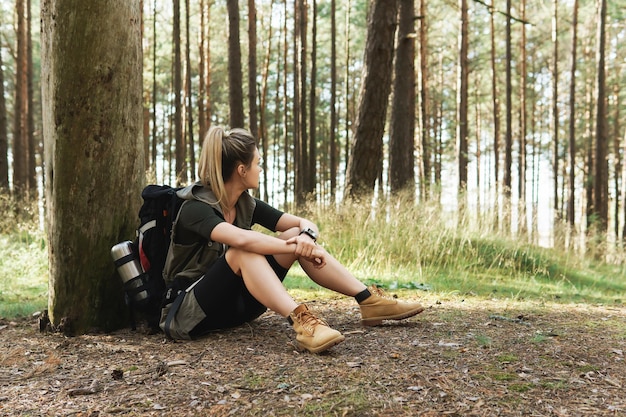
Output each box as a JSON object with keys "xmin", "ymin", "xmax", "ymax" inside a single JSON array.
[{"xmin": 175, "ymin": 198, "xmax": 284, "ymax": 245}]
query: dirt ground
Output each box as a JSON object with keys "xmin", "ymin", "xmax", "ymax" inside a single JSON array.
[{"xmin": 0, "ymin": 294, "xmax": 624, "ymax": 417}]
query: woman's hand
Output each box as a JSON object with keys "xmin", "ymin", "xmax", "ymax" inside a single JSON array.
[{"xmin": 286, "ymin": 235, "xmax": 327, "ymax": 269}]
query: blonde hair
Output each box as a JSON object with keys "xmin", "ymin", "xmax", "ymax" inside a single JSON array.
[{"xmin": 198, "ymin": 126, "xmax": 257, "ymax": 212}]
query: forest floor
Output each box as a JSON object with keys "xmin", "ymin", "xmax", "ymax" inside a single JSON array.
[{"xmin": 0, "ymin": 292, "xmax": 625, "ymax": 417}]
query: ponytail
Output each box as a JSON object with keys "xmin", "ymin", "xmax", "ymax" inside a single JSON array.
[{"xmin": 197, "ymin": 126, "xmax": 257, "ymax": 213}]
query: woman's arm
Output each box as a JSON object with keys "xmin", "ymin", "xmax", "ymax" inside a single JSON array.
[
  {"xmin": 211, "ymin": 214, "xmax": 327, "ymax": 268},
  {"xmin": 275, "ymin": 213, "xmax": 319, "ymax": 239},
  {"xmin": 210, "ymin": 222, "xmax": 296, "ymax": 255}
]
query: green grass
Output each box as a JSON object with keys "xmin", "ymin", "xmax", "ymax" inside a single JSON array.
[
  {"xmin": 1, "ymin": 197, "xmax": 625, "ymax": 319},
  {"xmin": 0, "ymin": 231, "xmax": 49, "ymax": 318}
]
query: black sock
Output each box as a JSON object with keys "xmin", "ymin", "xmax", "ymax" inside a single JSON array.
[{"xmin": 355, "ymin": 288, "xmax": 371, "ymax": 304}]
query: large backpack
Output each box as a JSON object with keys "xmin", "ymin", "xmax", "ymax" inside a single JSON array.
[{"xmin": 113, "ymin": 185, "xmax": 184, "ymax": 332}]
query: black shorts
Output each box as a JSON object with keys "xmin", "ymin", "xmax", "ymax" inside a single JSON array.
[{"xmin": 188, "ymin": 254, "xmax": 288, "ymax": 338}]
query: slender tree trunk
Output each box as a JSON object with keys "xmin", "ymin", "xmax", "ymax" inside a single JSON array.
[
  {"xmin": 227, "ymin": 0, "xmax": 245, "ymax": 128},
  {"xmin": 390, "ymin": 0, "xmax": 416, "ymax": 195},
  {"xmin": 593, "ymin": 0, "xmax": 608, "ymax": 232},
  {"xmin": 292, "ymin": 0, "xmax": 302, "ymax": 204},
  {"xmin": 26, "ymin": 0, "xmax": 36, "ymax": 194},
  {"xmin": 298, "ymin": 0, "xmax": 309, "ymax": 202},
  {"xmin": 41, "ymin": 0, "xmax": 144, "ymax": 333},
  {"xmin": 173, "ymin": 0, "xmax": 186, "ymax": 184},
  {"xmin": 418, "ymin": 0, "xmax": 430, "ymax": 201},
  {"xmin": 259, "ymin": 0, "xmax": 275, "ymax": 202},
  {"xmin": 518, "ymin": 0, "xmax": 527, "ymax": 235},
  {"xmin": 248, "ymin": 0, "xmax": 258, "ymax": 140},
  {"xmin": 345, "ymin": 0, "xmax": 399, "ymax": 198},
  {"xmin": 567, "ymin": 0, "xmax": 579, "ymax": 227},
  {"xmin": 308, "ymin": 0, "xmax": 317, "ymax": 198},
  {"xmin": 456, "ymin": 0, "xmax": 469, "ymax": 199},
  {"xmin": 198, "ymin": 0, "xmax": 210, "ymax": 141},
  {"xmin": 585, "ymin": 76, "xmax": 594, "ymax": 231},
  {"xmin": 329, "ymin": 0, "xmax": 337, "ymax": 200},
  {"xmin": 489, "ymin": 3, "xmax": 500, "ymax": 229},
  {"xmin": 434, "ymin": 53, "xmax": 443, "ymax": 199},
  {"xmin": 622, "ymin": 127, "xmax": 626, "ymax": 245},
  {"xmin": 13, "ymin": 0, "xmax": 30, "ymax": 200},
  {"xmin": 283, "ymin": 0, "xmax": 290, "ymax": 208},
  {"xmin": 0, "ymin": 23, "xmax": 8, "ymax": 190},
  {"xmin": 151, "ymin": 0, "xmax": 158, "ymax": 169},
  {"xmin": 504, "ymin": 0, "xmax": 512, "ymax": 218},
  {"xmin": 185, "ymin": 0, "xmax": 195, "ymax": 179},
  {"xmin": 612, "ymin": 85, "xmax": 620, "ymax": 241},
  {"xmin": 551, "ymin": 0, "xmax": 559, "ymax": 222},
  {"xmin": 343, "ymin": 0, "xmax": 352, "ymax": 175}
]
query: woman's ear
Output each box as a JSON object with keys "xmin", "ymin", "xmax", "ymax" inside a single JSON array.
[{"xmin": 237, "ymin": 163, "xmax": 247, "ymax": 177}]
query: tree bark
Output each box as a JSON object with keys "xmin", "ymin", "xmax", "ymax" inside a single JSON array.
[
  {"xmin": 173, "ymin": 0, "xmax": 186, "ymax": 184},
  {"xmin": 390, "ymin": 0, "xmax": 416, "ymax": 195},
  {"xmin": 13, "ymin": 0, "xmax": 33, "ymax": 200},
  {"xmin": 345, "ymin": 0, "xmax": 399, "ymax": 198},
  {"xmin": 567, "ymin": 0, "xmax": 578, "ymax": 227},
  {"xmin": 504, "ymin": 0, "xmax": 512, "ymax": 206},
  {"xmin": 329, "ymin": 0, "xmax": 337, "ymax": 200},
  {"xmin": 489, "ymin": 3, "xmax": 500, "ymax": 228},
  {"xmin": 0, "ymin": 25, "xmax": 8, "ymax": 190},
  {"xmin": 551, "ymin": 0, "xmax": 559, "ymax": 221},
  {"xmin": 227, "ymin": 0, "xmax": 245, "ymax": 128},
  {"xmin": 593, "ymin": 0, "xmax": 609, "ymax": 231},
  {"xmin": 418, "ymin": 0, "xmax": 430, "ymax": 201},
  {"xmin": 41, "ymin": 0, "xmax": 144, "ymax": 333},
  {"xmin": 185, "ymin": 0, "xmax": 195, "ymax": 179},
  {"xmin": 308, "ymin": 0, "xmax": 317, "ymax": 198},
  {"xmin": 518, "ymin": 0, "xmax": 527, "ymax": 235},
  {"xmin": 456, "ymin": 0, "xmax": 469, "ymax": 198},
  {"xmin": 248, "ymin": 0, "xmax": 258, "ymax": 141}
]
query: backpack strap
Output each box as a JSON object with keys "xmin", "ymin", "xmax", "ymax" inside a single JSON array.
[
  {"xmin": 138, "ymin": 219, "xmax": 157, "ymax": 235},
  {"xmin": 162, "ymin": 275, "xmax": 205, "ymax": 339}
]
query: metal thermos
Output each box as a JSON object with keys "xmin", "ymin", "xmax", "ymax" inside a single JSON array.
[{"xmin": 110, "ymin": 241, "xmax": 149, "ymax": 302}]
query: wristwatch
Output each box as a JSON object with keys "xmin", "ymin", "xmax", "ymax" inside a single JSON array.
[{"xmin": 299, "ymin": 227, "xmax": 318, "ymax": 242}]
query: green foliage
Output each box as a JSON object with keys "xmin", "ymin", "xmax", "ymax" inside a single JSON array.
[{"xmin": 0, "ymin": 230, "xmax": 48, "ymax": 318}]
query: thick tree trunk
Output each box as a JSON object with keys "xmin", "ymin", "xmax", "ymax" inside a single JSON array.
[
  {"xmin": 41, "ymin": 0, "xmax": 144, "ymax": 333},
  {"xmin": 345, "ymin": 0, "xmax": 399, "ymax": 198}
]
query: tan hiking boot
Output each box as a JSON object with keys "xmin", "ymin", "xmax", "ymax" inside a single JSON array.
[
  {"xmin": 359, "ymin": 285, "xmax": 424, "ymax": 326},
  {"xmin": 290, "ymin": 304, "xmax": 345, "ymax": 353}
]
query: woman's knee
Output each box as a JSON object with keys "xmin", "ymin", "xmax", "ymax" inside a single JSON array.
[{"xmin": 225, "ymin": 247, "xmax": 266, "ymax": 275}]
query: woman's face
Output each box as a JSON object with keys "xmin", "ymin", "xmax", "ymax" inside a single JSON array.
[{"xmin": 243, "ymin": 148, "xmax": 262, "ymax": 189}]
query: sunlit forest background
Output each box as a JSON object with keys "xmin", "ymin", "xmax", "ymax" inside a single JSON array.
[{"xmin": 1, "ymin": 0, "xmax": 625, "ymax": 260}]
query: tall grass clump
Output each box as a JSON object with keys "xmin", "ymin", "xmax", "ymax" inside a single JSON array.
[{"xmin": 303, "ymin": 195, "xmax": 624, "ymax": 304}]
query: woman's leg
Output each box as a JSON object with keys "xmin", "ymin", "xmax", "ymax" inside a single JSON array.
[
  {"xmin": 226, "ymin": 248, "xmax": 298, "ymax": 317},
  {"xmin": 271, "ymin": 228, "xmax": 367, "ymax": 297},
  {"xmin": 226, "ymin": 248, "xmax": 345, "ymax": 353}
]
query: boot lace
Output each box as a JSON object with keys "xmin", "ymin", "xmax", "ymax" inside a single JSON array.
[
  {"xmin": 294, "ymin": 310, "xmax": 328, "ymax": 335},
  {"xmin": 369, "ymin": 285, "xmax": 396, "ymax": 300}
]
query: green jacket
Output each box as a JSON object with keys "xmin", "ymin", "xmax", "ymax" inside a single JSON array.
[{"xmin": 162, "ymin": 182, "xmax": 257, "ymax": 287}]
